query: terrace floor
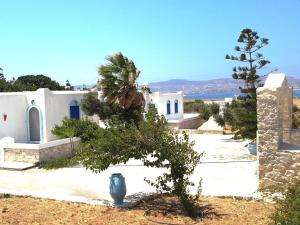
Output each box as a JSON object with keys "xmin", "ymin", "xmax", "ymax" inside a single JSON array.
[{"xmin": 0, "ymin": 134, "xmax": 258, "ymax": 206}]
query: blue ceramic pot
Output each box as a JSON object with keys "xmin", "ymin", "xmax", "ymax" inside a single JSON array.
[
  {"xmin": 248, "ymin": 143, "xmax": 257, "ymax": 155},
  {"xmin": 109, "ymin": 173, "xmax": 126, "ymax": 206}
]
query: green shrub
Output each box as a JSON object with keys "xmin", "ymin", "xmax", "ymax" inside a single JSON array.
[
  {"xmin": 74, "ymin": 105, "xmax": 203, "ymax": 217},
  {"xmin": 184, "ymin": 100, "xmax": 220, "ymax": 121},
  {"xmin": 270, "ymin": 182, "xmax": 300, "ymax": 225},
  {"xmin": 292, "ymin": 105, "xmax": 300, "ymax": 129},
  {"xmin": 38, "ymin": 157, "xmax": 78, "ymax": 170}
]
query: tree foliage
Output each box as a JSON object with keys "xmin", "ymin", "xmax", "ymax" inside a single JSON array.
[
  {"xmin": 58, "ymin": 105, "xmax": 202, "ymax": 216},
  {"xmin": 184, "ymin": 100, "xmax": 220, "ymax": 121},
  {"xmin": 216, "ymin": 28, "xmax": 270, "ymax": 139},
  {"xmin": 81, "ymin": 52, "xmax": 145, "ymax": 125},
  {"xmin": 99, "ymin": 52, "xmax": 145, "ymax": 111},
  {"xmin": 80, "ymin": 92, "xmax": 113, "ymax": 120},
  {"xmin": 225, "ymin": 28, "xmax": 270, "ymax": 97},
  {"xmin": 0, "ymin": 74, "xmax": 64, "ymax": 92},
  {"xmin": 14, "ymin": 75, "xmax": 64, "ymax": 91},
  {"xmin": 52, "ymin": 118, "xmax": 77, "ymax": 154}
]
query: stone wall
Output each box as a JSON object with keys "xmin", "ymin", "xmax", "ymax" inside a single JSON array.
[
  {"xmin": 290, "ymin": 129, "xmax": 300, "ymax": 145},
  {"xmin": 168, "ymin": 116, "xmax": 204, "ymax": 129},
  {"xmin": 4, "ymin": 148, "xmax": 39, "ymax": 163},
  {"xmin": 259, "ymin": 151, "xmax": 300, "ymax": 188},
  {"xmin": 257, "ymin": 73, "xmax": 300, "ymax": 188},
  {"xmin": 4, "ymin": 140, "xmax": 78, "ymax": 163}
]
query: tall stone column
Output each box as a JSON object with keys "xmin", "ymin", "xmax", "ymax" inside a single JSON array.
[
  {"xmin": 257, "ymin": 88, "xmax": 280, "ymax": 153},
  {"xmin": 256, "ymin": 73, "xmax": 300, "ymax": 188}
]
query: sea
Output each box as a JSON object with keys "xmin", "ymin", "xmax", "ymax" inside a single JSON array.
[{"xmin": 184, "ymin": 90, "xmax": 300, "ymax": 100}]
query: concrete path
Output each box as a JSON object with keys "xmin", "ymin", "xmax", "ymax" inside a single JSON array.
[{"xmin": 0, "ymin": 134, "xmax": 258, "ymax": 206}]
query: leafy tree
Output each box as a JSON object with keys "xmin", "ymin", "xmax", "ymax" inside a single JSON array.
[
  {"xmin": 99, "ymin": 52, "xmax": 145, "ymax": 122},
  {"xmin": 0, "ymin": 79, "xmax": 9, "ymax": 92},
  {"xmin": 0, "ymin": 67, "xmax": 4, "ymax": 80},
  {"xmin": 14, "ymin": 74, "xmax": 64, "ymax": 91},
  {"xmin": 52, "ymin": 118, "xmax": 77, "ymax": 154},
  {"xmin": 80, "ymin": 91, "xmax": 113, "ymax": 120},
  {"xmin": 0, "ymin": 69, "xmax": 11, "ymax": 92},
  {"xmin": 216, "ymin": 28, "xmax": 270, "ymax": 139},
  {"xmin": 184, "ymin": 100, "xmax": 220, "ymax": 121},
  {"xmin": 73, "ymin": 106, "xmax": 203, "ymax": 216}
]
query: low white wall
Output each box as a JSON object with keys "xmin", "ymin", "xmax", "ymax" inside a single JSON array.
[{"xmin": 2, "ymin": 137, "xmax": 79, "ymax": 150}]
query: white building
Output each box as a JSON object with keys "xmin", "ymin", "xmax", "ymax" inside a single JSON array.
[
  {"xmin": 0, "ymin": 88, "xmax": 88, "ymax": 144},
  {"xmin": 144, "ymin": 91, "xmax": 184, "ymax": 120},
  {"xmin": 0, "ymin": 88, "xmax": 187, "ymax": 165}
]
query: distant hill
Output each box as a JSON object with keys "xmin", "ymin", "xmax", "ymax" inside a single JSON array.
[{"xmin": 149, "ymin": 76, "xmax": 300, "ymax": 95}]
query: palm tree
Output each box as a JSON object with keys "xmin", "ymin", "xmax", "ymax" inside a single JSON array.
[{"xmin": 98, "ymin": 52, "xmax": 145, "ymax": 111}]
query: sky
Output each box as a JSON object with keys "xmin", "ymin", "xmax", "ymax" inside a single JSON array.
[{"xmin": 0, "ymin": 0, "xmax": 299, "ymax": 85}]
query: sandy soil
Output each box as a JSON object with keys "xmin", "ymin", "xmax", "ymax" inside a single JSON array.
[{"xmin": 0, "ymin": 195, "xmax": 274, "ymax": 225}]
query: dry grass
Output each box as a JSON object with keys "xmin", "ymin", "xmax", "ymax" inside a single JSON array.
[
  {"xmin": 294, "ymin": 99, "xmax": 300, "ymax": 107},
  {"xmin": 0, "ymin": 195, "xmax": 275, "ymax": 225}
]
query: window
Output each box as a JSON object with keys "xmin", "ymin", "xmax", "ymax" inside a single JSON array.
[
  {"xmin": 166, "ymin": 100, "xmax": 171, "ymax": 115},
  {"xmin": 175, "ymin": 99, "xmax": 179, "ymax": 113}
]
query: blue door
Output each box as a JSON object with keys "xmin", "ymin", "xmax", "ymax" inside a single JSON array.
[{"xmin": 70, "ymin": 105, "xmax": 80, "ymax": 119}]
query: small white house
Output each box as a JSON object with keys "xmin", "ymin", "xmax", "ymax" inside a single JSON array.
[
  {"xmin": 0, "ymin": 88, "xmax": 185, "ymax": 164},
  {"xmin": 144, "ymin": 91, "xmax": 184, "ymax": 120},
  {"xmin": 0, "ymin": 88, "xmax": 88, "ymax": 144}
]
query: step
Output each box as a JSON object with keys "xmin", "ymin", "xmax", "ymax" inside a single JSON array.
[{"xmin": 0, "ymin": 161, "xmax": 36, "ymax": 171}]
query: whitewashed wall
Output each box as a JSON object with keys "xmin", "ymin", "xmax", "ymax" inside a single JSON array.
[
  {"xmin": 44, "ymin": 90, "xmax": 88, "ymax": 142},
  {"xmin": 0, "ymin": 93, "xmax": 28, "ymax": 142}
]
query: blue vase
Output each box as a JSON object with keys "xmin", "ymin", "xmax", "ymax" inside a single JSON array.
[
  {"xmin": 248, "ymin": 143, "xmax": 257, "ymax": 155},
  {"xmin": 109, "ymin": 173, "xmax": 126, "ymax": 206}
]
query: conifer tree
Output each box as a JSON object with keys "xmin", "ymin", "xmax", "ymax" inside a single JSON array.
[
  {"xmin": 225, "ymin": 28, "xmax": 270, "ymax": 98},
  {"xmin": 216, "ymin": 28, "xmax": 270, "ymax": 139}
]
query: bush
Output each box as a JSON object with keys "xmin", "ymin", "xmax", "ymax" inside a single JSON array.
[
  {"xmin": 38, "ymin": 157, "xmax": 78, "ymax": 170},
  {"xmin": 270, "ymin": 182, "xmax": 300, "ymax": 225},
  {"xmin": 80, "ymin": 92, "xmax": 113, "ymax": 120},
  {"xmin": 292, "ymin": 105, "xmax": 300, "ymax": 129},
  {"xmin": 74, "ymin": 106, "xmax": 203, "ymax": 217},
  {"xmin": 184, "ymin": 100, "xmax": 220, "ymax": 121}
]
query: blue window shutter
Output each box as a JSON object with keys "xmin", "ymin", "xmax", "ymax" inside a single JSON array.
[
  {"xmin": 175, "ymin": 100, "xmax": 178, "ymax": 113},
  {"xmin": 167, "ymin": 100, "xmax": 171, "ymax": 115}
]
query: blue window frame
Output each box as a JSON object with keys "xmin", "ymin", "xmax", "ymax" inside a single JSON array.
[
  {"xmin": 175, "ymin": 99, "xmax": 179, "ymax": 113},
  {"xmin": 167, "ymin": 100, "xmax": 171, "ymax": 115},
  {"xmin": 70, "ymin": 100, "xmax": 80, "ymax": 119}
]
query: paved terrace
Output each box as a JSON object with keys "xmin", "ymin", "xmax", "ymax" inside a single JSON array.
[{"xmin": 0, "ymin": 134, "xmax": 258, "ymax": 206}]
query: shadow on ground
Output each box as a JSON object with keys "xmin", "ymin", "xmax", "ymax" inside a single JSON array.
[{"xmin": 131, "ymin": 194, "xmax": 223, "ymax": 225}]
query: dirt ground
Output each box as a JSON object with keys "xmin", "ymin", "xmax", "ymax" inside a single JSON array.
[{"xmin": 0, "ymin": 195, "xmax": 275, "ymax": 225}]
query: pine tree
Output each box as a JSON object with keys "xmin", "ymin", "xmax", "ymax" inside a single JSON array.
[
  {"xmin": 217, "ymin": 28, "xmax": 270, "ymax": 139},
  {"xmin": 226, "ymin": 28, "xmax": 270, "ymax": 98}
]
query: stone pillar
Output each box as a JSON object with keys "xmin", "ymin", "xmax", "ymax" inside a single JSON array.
[
  {"xmin": 257, "ymin": 88, "xmax": 280, "ymax": 153},
  {"xmin": 257, "ymin": 73, "xmax": 300, "ymax": 188}
]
